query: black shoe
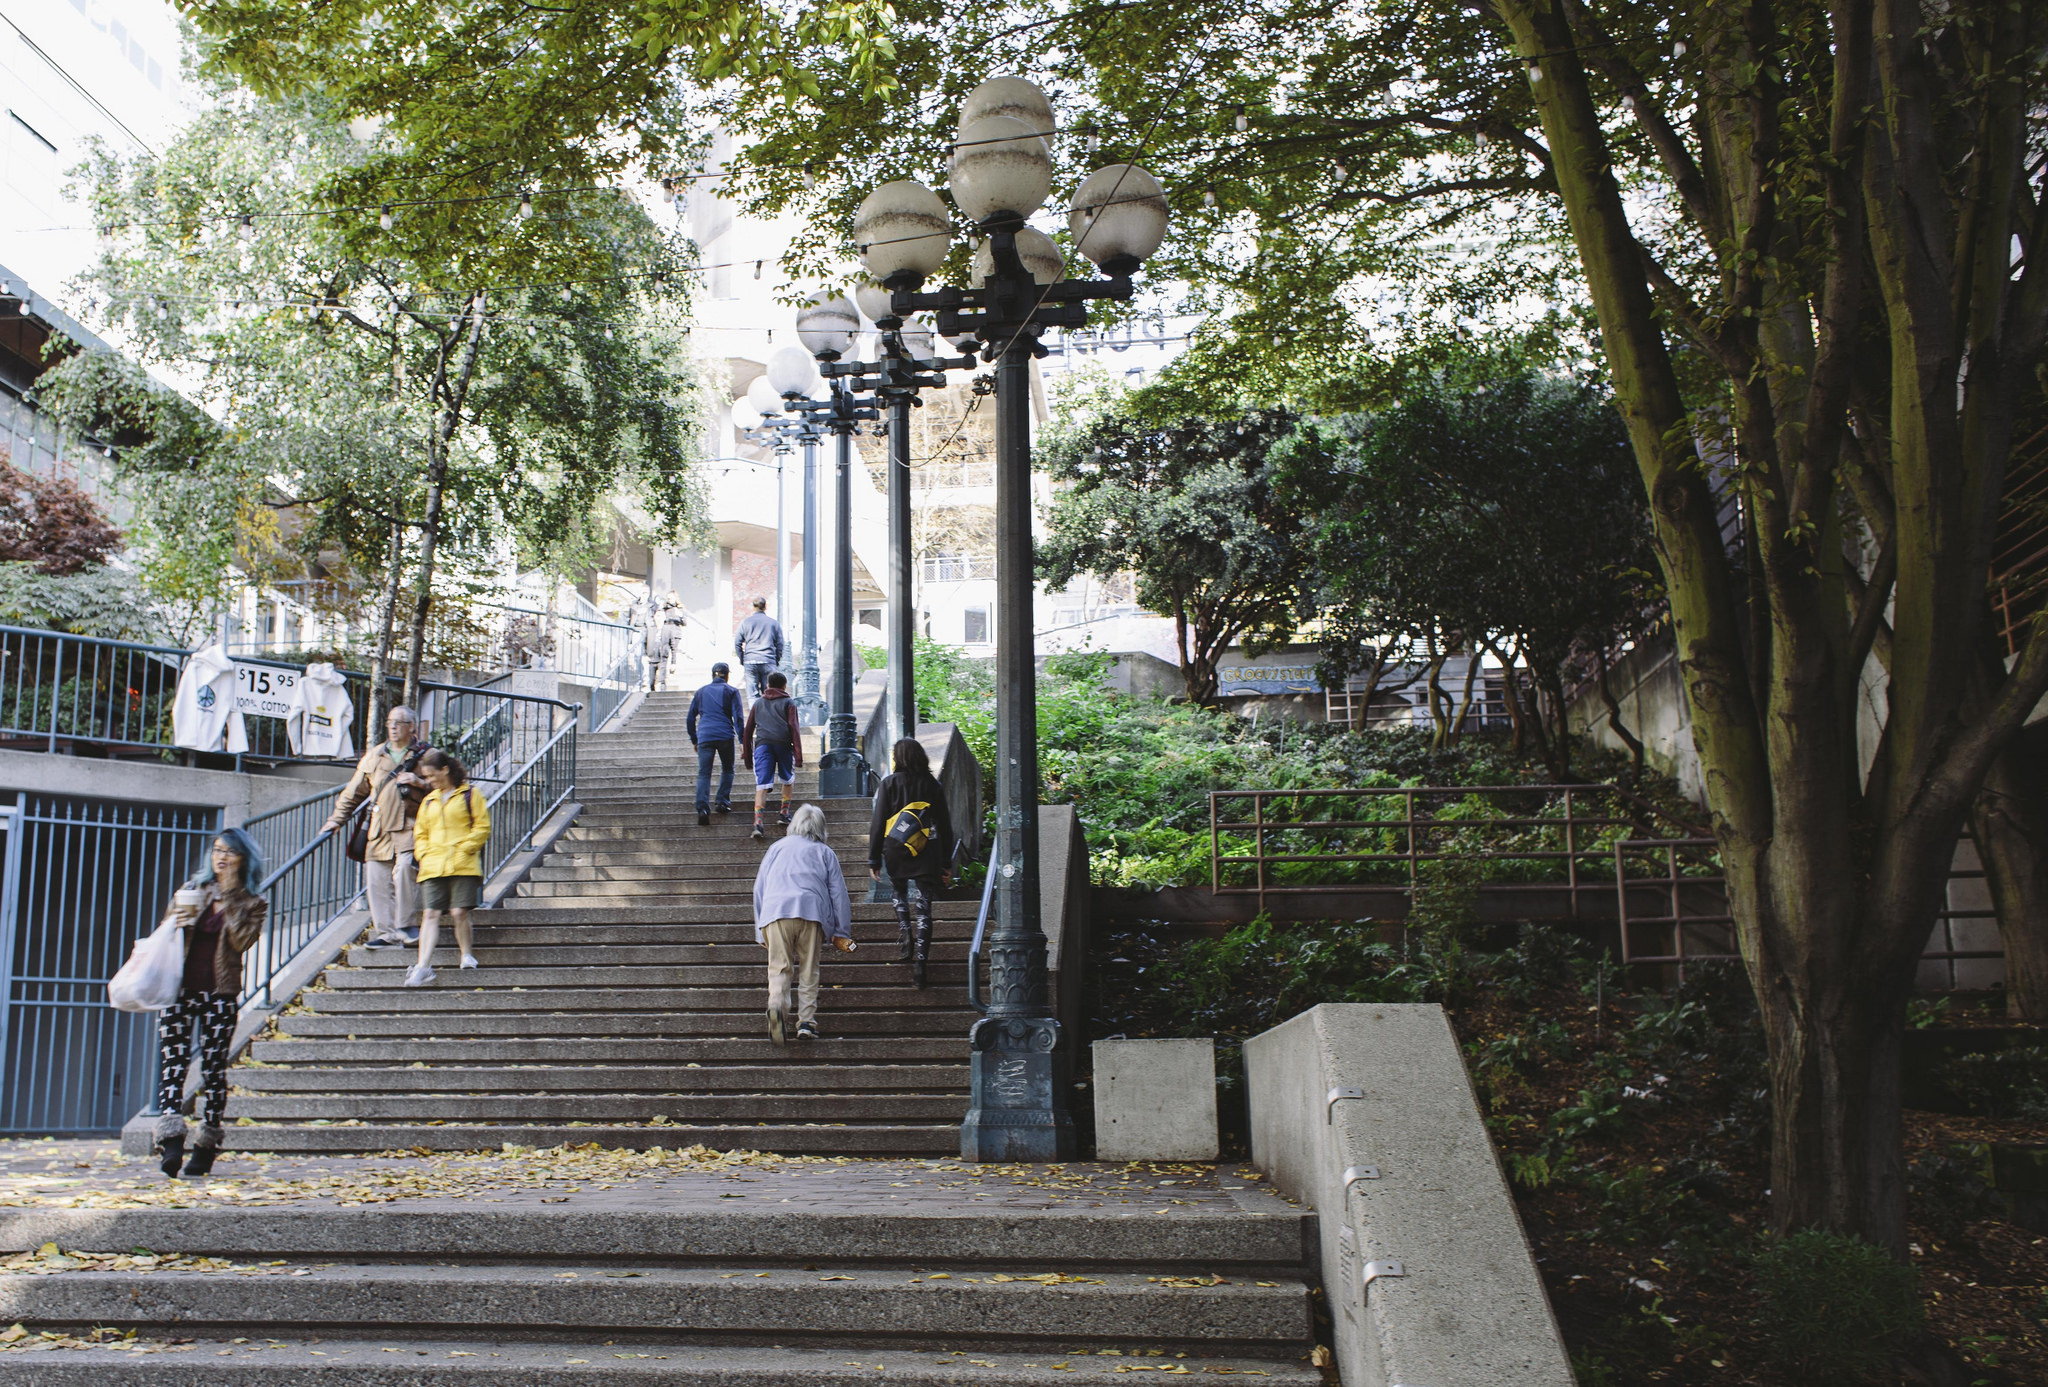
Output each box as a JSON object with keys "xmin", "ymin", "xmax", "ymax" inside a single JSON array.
[
  {"xmin": 157, "ymin": 1136, "xmax": 185, "ymax": 1179},
  {"xmin": 767, "ymin": 1006, "xmax": 786, "ymax": 1046},
  {"xmin": 364, "ymin": 935, "xmax": 403, "ymax": 950},
  {"xmin": 751, "ymin": 821, "xmax": 767, "ymax": 841},
  {"xmin": 796, "ymin": 1021, "xmax": 819, "ymax": 1040},
  {"xmin": 697, "ymin": 812, "xmax": 710, "ymax": 827},
  {"xmin": 713, "ymin": 804, "xmax": 732, "ymax": 815},
  {"xmin": 181, "ymin": 1142, "xmax": 218, "ymax": 1178}
]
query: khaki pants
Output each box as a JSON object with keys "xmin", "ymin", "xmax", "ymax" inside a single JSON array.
[
  {"xmin": 763, "ymin": 917, "xmax": 822, "ymax": 1025},
  {"xmin": 365, "ymin": 851, "xmax": 419, "ymax": 940}
]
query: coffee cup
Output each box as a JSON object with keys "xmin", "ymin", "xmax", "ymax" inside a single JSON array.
[{"xmin": 173, "ymin": 887, "xmax": 205, "ymax": 917}]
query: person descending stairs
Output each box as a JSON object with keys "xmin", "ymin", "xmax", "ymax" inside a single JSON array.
[{"xmin": 215, "ymin": 689, "xmax": 979, "ymax": 1154}]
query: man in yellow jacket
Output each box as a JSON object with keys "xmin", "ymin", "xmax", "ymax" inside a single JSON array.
[{"xmin": 405, "ymin": 749, "xmax": 492, "ymax": 988}]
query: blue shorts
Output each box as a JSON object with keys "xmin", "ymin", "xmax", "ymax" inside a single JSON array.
[{"xmin": 753, "ymin": 742, "xmax": 794, "ymax": 787}]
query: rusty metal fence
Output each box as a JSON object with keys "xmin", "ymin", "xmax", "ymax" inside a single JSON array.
[{"xmin": 1210, "ymin": 786, "xmax": 2005, "ymax": 985}]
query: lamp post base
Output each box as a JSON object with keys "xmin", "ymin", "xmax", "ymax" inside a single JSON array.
[
  {"xmin": 959, "ymin": 1017, "xmax": 1075, "ymax": 1161},
  {"xmin": 817, "ymin": 746, "xmax": 871, "ymax": 797}
]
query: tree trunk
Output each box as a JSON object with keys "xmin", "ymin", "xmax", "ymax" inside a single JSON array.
[
  {"xmin": 1423, "ymin": 633, "xmax": 1449, "ymax": 745},
  {"xmin": 366, "ymin": 510, "xmax": 408, "ymax": 729},
  {"xmin": 1448, "ymin": 643, "xmax": 1480, "ymax": 743},
  {"xmin": 1481, "ymin": 637, "xmax": 1527, "ymax": 754},
  {"xmin": 1970, "ymin": 738, "xmax": 2048, "ymax": 1020},
  {"xmin": 402, "ymin": 292, "xmax": 487, "ymax": 712},
  {"xmin": 1597, "ymin": 649, "xmax": 1645, "ymax": 783}
]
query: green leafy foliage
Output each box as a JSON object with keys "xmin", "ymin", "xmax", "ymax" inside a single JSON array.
[
  {"xmin": 1036, "ymin": 409, "xmax": 1309, "ymax": 704},
  {"xmin": 1935, "ymin": 1046, "xmax": 2048, "ymax": 1121},
  {"xmin": 1752, "ymin": 1231, "xmax": 1923, "ymax": 1383},
  {"xmin": 0, "ymin": 562, "xmax": 158, "ymax": 642}
]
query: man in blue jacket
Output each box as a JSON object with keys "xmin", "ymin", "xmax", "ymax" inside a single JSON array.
[{"xmin": 685, "ymin": 662, "xmax": 745, "ymax": 827}]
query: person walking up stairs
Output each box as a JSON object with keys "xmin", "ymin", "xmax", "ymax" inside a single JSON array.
[{"xmin": 741, "ymin": 670, "xmax": 802, "ymax": 840}]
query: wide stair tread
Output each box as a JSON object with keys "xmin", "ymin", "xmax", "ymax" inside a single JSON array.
[{"xmin": 223, "ymin": 692, "xmax": 978, "ymax": 1156}]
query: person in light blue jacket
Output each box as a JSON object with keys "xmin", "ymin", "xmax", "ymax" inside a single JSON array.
[{"xmin": 752, "ymin": 803, "xmax": 853, "ymax": 1044}]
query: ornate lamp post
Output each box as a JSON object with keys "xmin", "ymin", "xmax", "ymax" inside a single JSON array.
[
  {"xmin": 858, "ymin": 76, "xmax": 1170, "ymax": 1162},
  {"xmin": 793, "ymin": 293, "xmax": 882, "ymax": 796},
  {"xmin": 764, "ymin": 346, "xmax": 831, "ymax": 725}
]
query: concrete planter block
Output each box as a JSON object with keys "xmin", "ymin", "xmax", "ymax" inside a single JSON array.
[
  {"xmin": 1092, "ymin": 1038, "xmax": 1218, "ymax": 1161},
  {"xmin": 1246, "ymin": 1003, "xmax": 1572, "ymax": 1387}
]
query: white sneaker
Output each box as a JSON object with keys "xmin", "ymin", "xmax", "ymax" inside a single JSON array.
[
  {"xmin": 403, "ymin": 963, "xmax": 436, "ymax": 988},
  {"xmin": 460, "ymin": 955, "xmax": 479, "ymax": 970}
]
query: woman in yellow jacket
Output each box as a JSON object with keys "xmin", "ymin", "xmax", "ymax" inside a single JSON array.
[{"xmin": 405, "ymin": 749, "xmax": 492, "ymax": 987}]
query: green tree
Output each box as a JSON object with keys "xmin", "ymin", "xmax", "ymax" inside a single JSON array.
[
  {"xmin": 45, "ymin": 85, "xmax": 707, "ymax": 710},
  {"xmin": 1277, "ymin": 373, "xmax": 1660, "ymax": 774},
  {"xmin": 1037, "ymin": 408, "xmax": 1306, "ymax": 705},
  {"xmin": 720, "ymin": 0, "xmax": 2048, "ymax": 1250}
]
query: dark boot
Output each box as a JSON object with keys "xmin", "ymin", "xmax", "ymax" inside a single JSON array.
[
  {"xmin": 157, "ymin": 1136, "xmax": 185, "ymax": 1179},
  {"xmin": 182, "ymin": 1128, "xmax": 221, "ymax": 1178}
]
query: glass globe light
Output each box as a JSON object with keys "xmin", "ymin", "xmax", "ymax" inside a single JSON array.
[
  {"xmin": 1068, "ymin": 164, "xmax": 1169, "ymax": 270},
  {"xmin": 745, "ymin": 375, "xmax": 784, "ymax": 418},
  {"xmin": 795, "ymin": 290, "xmax": 860, "ymax": 359},
  {"xmin": 970, "ymin": 227, "xmax": 1063, "ymax": 287},
  {"xmin": 852, "ymin": 180, "xmax": 952, "ymax": 285},
  {"xmin": 949, "ymin": 115, "xmax": 1052, "ymax": 224},
  {"xmin": 853, "ymin": 281, "xmax": 895, "ymax": 326},
  {"xmin": 957, "ymin": 77, "xmax": 1055, "ymax": 140},
  {"xmin": 765, "ymin": 344, "xmax": 821, "ymax": 398},
  {"xmin": 731, "ymin": 397, "xmax": 764, "ymax": 432},
  {"xmin": 899, "ymin": 321, "xmax": 935, "ymax": 360}
]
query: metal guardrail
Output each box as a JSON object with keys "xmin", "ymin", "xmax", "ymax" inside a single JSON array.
[
  {"xmin": 588, "ymin": 644, "xmax": 644, "ymax": 732},
  {"xmin": 965, "ymin": 857, "xmax": 997, "ymax": 1016},
  {"xmin": 239, "ymin": 785, "xmax": 365, "ymax": 1009},
  {"xmin": 0, "ymin": 623, "xmax": 574, "ymax": 768},
  {"xmin": 478, "ymin": 714, "xmax": 579, "ymax": 882},
  {"xmin": 1209, "ymin": 784, "xmax": 1699, "ymax": 913}
]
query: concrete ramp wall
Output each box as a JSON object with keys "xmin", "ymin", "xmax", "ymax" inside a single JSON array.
[{"xmin": 1246, "ymin": 1004, "xmax": 1572, "ymax": 1387}]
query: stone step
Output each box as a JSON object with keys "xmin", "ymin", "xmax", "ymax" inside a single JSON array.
[
  {"xmin": 222, "ymin": 1094, "xmax": 969, "ymax": 1123},
  {"xmin": 0, "ymin": 1263, "xmax": 1313, "ymax": 1354},
  {"xmin": 321, "ymin": 964, "xmax": 971, "ymax": 990},
  {"xmin": 271, "ymin": 1012, "xmax": 973, "ymax": 1039},
  {"xmin": 248, "ymin": 1038, "xmax": 964, "ymax": 1065},
  {"xmin": 343, "ymin": 943, "xmax": 976, "ymax": 969},
  {"xmin": 427, "ymin": 922, "xmax": 976, "ymax": 948},
  {"xmin": 209, "ymin": 1121, "xmax": 963, "ymax": 1154},
  {"xmin": 231, "ymin": 1063, "xmax": 969, "ymax": 1094},
  {"xmin": 298, "ymin": 986, "xmax": 978, "ymax": 1014},
  {"xmin": 475, "ymin": 904, "xmax": 977, "ymax": 927},
  {"xmin": 0, "ymin": 1343, "xmax": 1323, "ymax": 1385}
]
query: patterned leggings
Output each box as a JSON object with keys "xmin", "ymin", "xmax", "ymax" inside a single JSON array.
[{"xmin": 157, "ymin": 992, "xmax": 237, "ymax": 1131}]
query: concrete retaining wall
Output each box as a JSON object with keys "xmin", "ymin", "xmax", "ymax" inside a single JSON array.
[
  {"xmin": 0, "ymin": 749, "xmax": 349, "ymax": 825},
  {"xmin": 1246, "ymin": 1003, "xmax": 1572, "ymax": 1387},
  {"xmin": 1039, "ymin": 802, "xmax": 1090, "ymax": 1046}
]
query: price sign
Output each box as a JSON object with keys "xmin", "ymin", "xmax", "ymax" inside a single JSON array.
[{"xmin": 231, "ymin": 662, "xmax": 300, "ymax": 719}]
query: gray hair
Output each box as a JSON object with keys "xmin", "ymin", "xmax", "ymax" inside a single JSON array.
[
  {"xmin": 386, "ymin": 705, "xmax": 417, "ymax": 724},
  {"xmin": 787, "ymin": 803, "xmax": 828, "ymax": 842}
]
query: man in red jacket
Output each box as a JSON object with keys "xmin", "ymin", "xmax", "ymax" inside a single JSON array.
[{"xmin": 740, "ymin": 671, "xmax": 804, "ymax": 841}]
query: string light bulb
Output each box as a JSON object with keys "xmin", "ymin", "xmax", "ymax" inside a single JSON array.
[
  {"xmin": 1082, "ymin": 123, "xmax": 1099, "ymax": 156},
  {"xmin": 1234, "ymin": 108, "xmax": 1248, "ymax": 133},
  {"xmin": 1204, "ymin": 190, "xmax": 1217, "ymax": 208},
  {"xmin": 378, "ymin": 205, "xmax": 393, "ymax": 231},
  {"xmin": 518, "ymin": 191, "xmax": 534, "ymax": 220},
  {"xmin": 1528, "ymin": 62, "xmax": 1544, "ymax": 83},
  {"xmin": 660, "ymin": 176, "xmax": 675, "ymax": 203},
  {"xmin": 754, "ymin": 260, "xmax": 763, "ymax": 280},
  {"xmin": 1673, "ymin": 39, "xmax": 1688, "ymax": 58},
  {"xmin": 237, "ymin": 215, "xmax": 254, "ymax": 243},
  {"xmin": 1334, "ymin": 162, "xmax": 1347, "ymax": 180}
]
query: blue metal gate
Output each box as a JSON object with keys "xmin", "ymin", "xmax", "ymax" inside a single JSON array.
[{"xmin": 0, "ymin": 793, "xmax": 219, "ymax": 1134}]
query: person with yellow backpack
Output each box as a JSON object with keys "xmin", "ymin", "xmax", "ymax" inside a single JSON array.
[
  {"xmin": 405, "ymin": 749, "xmax": 492, "ymax": 988},
  {"xmin": 867, "ymin": 738, "xmax": 955, "ymax": 987}
]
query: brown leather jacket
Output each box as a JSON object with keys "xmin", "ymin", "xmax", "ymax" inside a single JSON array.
[
  {"xmin": 158, "ymin": 880, "xmax": 267, "ymax": 998},
  {"xmin": 324, "ymin": 740, "xmax": 423, "ymax": 861}
]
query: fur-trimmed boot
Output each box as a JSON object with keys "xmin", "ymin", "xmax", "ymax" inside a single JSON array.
[
  {"xmin": 181, "ymin": 1126, "xmax": 222, "ymax": 1178},
  {"xmin": 154, "ymin": 1112, "xmax": 187, "ymax": 1179}
]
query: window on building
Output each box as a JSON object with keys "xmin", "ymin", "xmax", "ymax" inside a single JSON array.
[
  {"xmin": 857, "ymin": 607, "xmax": 881, "ymax": 632},
  {"xmin": 963, "ymin": 607, "xmax": 989, "ymax": 644}
]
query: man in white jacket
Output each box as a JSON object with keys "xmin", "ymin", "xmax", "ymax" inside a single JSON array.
[{"xmin": 171, "ymin": 644, "xmax": 249, "ymax": 754}]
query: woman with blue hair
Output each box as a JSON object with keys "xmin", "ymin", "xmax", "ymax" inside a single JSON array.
[{"xmin": 151, "ymin": 825, "xmax": 267, "ymax": 1179}]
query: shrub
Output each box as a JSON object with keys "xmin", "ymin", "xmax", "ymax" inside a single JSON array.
[
  {"xmin": 1752, "ymin": 1230, "xmax": 1921, "ymax": 1382},
  {"xmin": 1936, "ymin": 1045, "xmax": 2048, "ymax": 1120}
]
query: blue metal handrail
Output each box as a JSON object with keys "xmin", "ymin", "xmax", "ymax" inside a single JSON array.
[{"xmin": 965, "ymin": 860, "xmax": 997, "ymax": 1016}]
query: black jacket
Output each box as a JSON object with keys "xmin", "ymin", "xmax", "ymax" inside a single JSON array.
[{"xmin": 868, "ymin": 770, "xmax": 955, "ymax": 877}]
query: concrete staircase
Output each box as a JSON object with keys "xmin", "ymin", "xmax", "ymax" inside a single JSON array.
[
  {"xmin": 0, "ymin": 1166, "xmax": 1326, "ymax": 1382},
  {"xmin": 219, "ymin": 689, "xmax": 978, "ymax": 1154}
]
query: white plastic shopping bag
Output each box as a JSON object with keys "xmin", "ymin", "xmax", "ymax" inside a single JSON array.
[{"xmin": 107, "ymin": 921, "xmax": 186, "ymax": 1012}]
